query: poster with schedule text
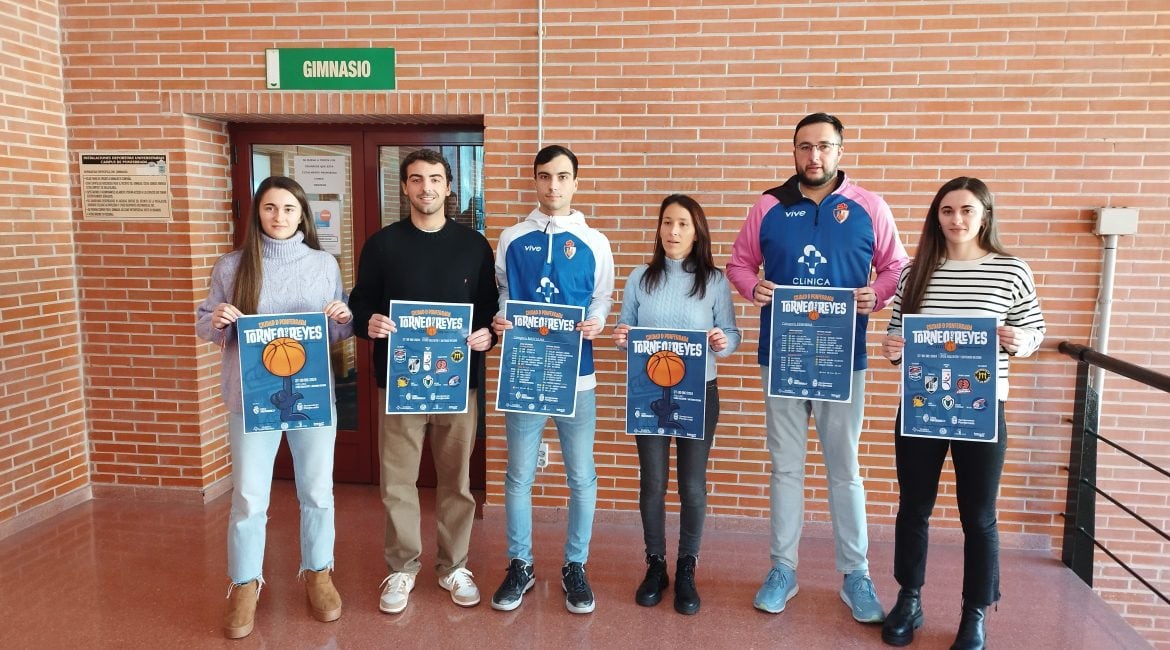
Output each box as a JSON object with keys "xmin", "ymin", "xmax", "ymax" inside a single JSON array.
[
  {"xmin": 768, "ymin": 286, "xmax": 856, "ymax": 402},
  {"xmin": 496, "ymin": 300, "xmax": 584, "ymax": 416}
]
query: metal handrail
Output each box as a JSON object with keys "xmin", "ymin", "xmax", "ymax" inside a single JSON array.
[
  {"xmin": 1058, "ymin": 341, "xmax": 1170, "ymax": 392},
  {"xmin": 1057, "ymin": 340, "xmax": 1170, "ymax": 608}
]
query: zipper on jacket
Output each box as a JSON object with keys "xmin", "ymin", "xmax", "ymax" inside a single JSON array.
[{"xmin": 545, "ymin": 217, "xmax": 554, "ymax": 265}]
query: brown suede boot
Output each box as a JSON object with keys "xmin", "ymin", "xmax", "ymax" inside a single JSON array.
[
  {"xmin": 305, "ymin": 568, "xmax": 342, "ymax": 622},
  {"xmin": 223, "ymin": 579, "xmax": 260, "ymax": 639}
]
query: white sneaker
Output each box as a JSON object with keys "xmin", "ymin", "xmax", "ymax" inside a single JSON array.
[
  {"xmin": 438, "ymin": 567, "xmax": 481, "ymax": 607},
  {"xmin": 379, "ymin": 572, "xmax": 416, "ymax": 614}
]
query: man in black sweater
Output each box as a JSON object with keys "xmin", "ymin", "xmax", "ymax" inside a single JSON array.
[{"xmin": 348, "ymin": 148, "xmax": 497, "ymax": 615}]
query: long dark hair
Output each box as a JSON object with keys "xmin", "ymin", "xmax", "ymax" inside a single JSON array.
[
  {"xmin": 900, "ymin": 177, "xmax": 1008, "ymax": 314},
  {"xmin": 640, "ymin": 194, "xmax": 718, "ymax": 299},
  {"xmin": 232, "ymin": 176, "xmax": 321, "ymax": 314}
]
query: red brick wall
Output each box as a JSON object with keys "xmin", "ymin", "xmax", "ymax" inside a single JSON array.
[
  {"xmin": 0, "ymin": 0, "xmax": 91, "ymax": 533},
  {"xmin": 2, "ymin": 0, "xmax": 1166, "ymax": 642}
]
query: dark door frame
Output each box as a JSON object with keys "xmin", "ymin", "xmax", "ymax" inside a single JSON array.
[{"xmin": 228, "ymin": 123, "xmax": 486, "ymax": 487}]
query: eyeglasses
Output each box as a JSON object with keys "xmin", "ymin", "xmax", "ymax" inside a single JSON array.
[{"xmin": 795, "ymin": 142, "xmax": 841, "ymax": 154}]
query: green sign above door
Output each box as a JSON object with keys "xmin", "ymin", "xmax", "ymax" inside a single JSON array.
[{"xmin": 265, "ymin": 48, "xmax": 396, "ymax": 90}]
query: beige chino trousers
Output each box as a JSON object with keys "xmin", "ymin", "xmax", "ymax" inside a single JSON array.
[{"xmin": 378, "ymin": 389, "xmax": 477, "ymax": 576}]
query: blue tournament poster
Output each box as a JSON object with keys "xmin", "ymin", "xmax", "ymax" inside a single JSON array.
[
  {"xmin": 237, "ymin": 312, "xmax": 334, "ymax": 433},
  {"xmin": 497, "ymin": 300, "xmax": 584, "ymax": 416},
  {"xmin": 901, "ymin": 315, "xmax": 999, "ymax": 442},
  {"xmin": 385, "ymin": 301, "xmax": 473, "ymax": 414},
  {"xmin": 768, "ymin": 286, "xmax": 857, "ymax": 402},
  {"xmin": 625, "ymin": 328, "xmax": 708, "ymax": 439}
]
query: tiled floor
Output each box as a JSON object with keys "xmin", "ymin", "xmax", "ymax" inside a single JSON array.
[{"xmin": 0, "ymin": 481, "xmax": 1150, "ymax": 649}]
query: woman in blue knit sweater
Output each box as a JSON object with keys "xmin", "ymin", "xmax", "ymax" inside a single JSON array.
[
  {"xmin": 613, "ymin": 194, "xmax": 741, "ymax": 615},
  {"xmin": 196, "ymin": 176, "xmax": 354, "ymax": 639}
]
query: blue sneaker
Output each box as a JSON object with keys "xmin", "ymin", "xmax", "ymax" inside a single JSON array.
[
  {"xmin": 753, "ymin": 565, "xmax": 798, "ymax": 613},
  {"xmin": 841, "ymin": 570, "xmax": 885, "ymax": 623}
]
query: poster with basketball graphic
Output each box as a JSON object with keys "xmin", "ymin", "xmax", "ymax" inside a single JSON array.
[
  {"xmin": 901, "ymin": 315, "xmax": 999, "ymax": 442},
  {"xmin": 497, "ymin": 300, "xmax": 584, "ymax": 416},
  {"xmin": 625, "ymin": 328, "xmax": 708, "ymax": 439},
  {"xmin": 236, "ymin": 312, "xmax": 334, "ymax": 433},
  {"xmin": 385, "ymin": 300, "xmax": 473, "ymax": 414},
  {"xmin": 768, "ymin": 286, "xmax": 857, "ymax": 402}
]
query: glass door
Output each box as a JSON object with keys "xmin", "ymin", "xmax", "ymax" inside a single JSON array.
[
  {"xmin": 370, "ymin": 142, "xmax": 486, "ymax": 487},
  {"xmin": 229, "ymin": 125, "xmax": 485, "ymax": 487}
]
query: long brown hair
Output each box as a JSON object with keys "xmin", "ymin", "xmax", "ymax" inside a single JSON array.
[
  {"xmin": 231, "ymin": 176, "xmax": 321, "ymax": 314},
  {"xmin": 640, "ymin": 194, "xmax": 718, "ymax": 299},
  {"xmin": 900, "ymin": 177, "xmax": 1008, "ymax": 314}
]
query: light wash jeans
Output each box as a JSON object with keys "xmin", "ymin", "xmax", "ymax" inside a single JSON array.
[
  {"xmin": 227, "ymin": 410, "xmax": 336, "ymax": 584},
  {"xmin": 762, "ymin": 368, "xmax": 870, "ymax": 574},
  {"xmin": 504, "ymin": 388, "xmax": 597, "ymax": 565}
]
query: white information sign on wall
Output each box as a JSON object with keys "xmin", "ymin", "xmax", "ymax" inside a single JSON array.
[
  {"xmin": 310, "ymin": 200, "xmax": 342, "ymax": 256},
  {"xmin": 293, "ymin": 156, "xmax": 346, "ymax": 194},
  {"xmin": 80, "ymin": 152, "xmax": 171, "ymax": 221}
]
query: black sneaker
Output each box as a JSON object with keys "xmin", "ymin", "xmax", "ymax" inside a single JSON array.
[
  {"xmin": 561, "ymin": 562, "xmax": 595, "ymax": 614},
  {"xmin": 490, "ymin": 559, "xmax": 534, "ymax": 611}
]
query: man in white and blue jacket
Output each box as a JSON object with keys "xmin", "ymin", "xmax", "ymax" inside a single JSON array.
[{"xmin": 489, "ymin": 145, "xmax": 615, "ymax": 615}]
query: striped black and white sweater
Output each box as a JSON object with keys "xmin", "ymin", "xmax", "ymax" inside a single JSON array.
[{"xmin": 887, "ymin": 253, "xmax": 1046, "ymax": 400}]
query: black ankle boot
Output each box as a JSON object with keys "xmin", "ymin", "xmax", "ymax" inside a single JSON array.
[
  {"xmin": 881, "ymin": 587, "xmax": 924, "ymax": 647},
  {"xmin": 674, "ymin": 555, "xmax": 700, "ymax": 615},
  {"xmin": 949, "ymin": 603, "xmax": 986, "ymax": 650},
  {"xmin": 635, "ymin": 554, "xmax": 668, "ymax": 606}
]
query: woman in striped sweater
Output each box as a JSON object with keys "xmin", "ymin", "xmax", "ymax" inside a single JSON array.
[{"xmin": 878, "ymin": 177, "xmax": 1046, "ymax": 650}]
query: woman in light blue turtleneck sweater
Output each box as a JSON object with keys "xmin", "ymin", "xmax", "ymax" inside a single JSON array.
[
  {"xmin": 613, "ymin": 194, "xmax": 741, "ymax": 615},
  {"xmin": 196, "ymin": 176, "xmax": 353, "ymax": 639}
]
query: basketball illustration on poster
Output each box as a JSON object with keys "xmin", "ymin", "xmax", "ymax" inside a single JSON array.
[
  {"xmin": 261, "ymin": 337, "xmax": 311, "ymax": 422},
  {"xmin": 625, "ymin": 328, "xmax": 707, "ymax": 439},
  {"xmin": 236, "ymin": 312, "xmax": 334, "ymax": 433},
  {"xmin": 646, "ymin": 350, "xmax": 686, "ymax": 431}
]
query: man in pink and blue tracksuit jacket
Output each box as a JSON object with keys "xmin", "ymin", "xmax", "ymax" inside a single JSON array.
[
  {"xmin": 727, "ymin": 113, "xmax": 909, "ymax": 624},
  {"xmin": 489, "ymin": 145, "xmax": 615, "ymax": 616}
]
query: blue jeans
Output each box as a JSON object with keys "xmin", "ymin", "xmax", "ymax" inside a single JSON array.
[
  {"xmin": 227, "ymin": 410, "xmax": 336, "ymax": 584},
  {"xmin": 504, "ymin": 388, "xmax": 597, "ymax": 565}
]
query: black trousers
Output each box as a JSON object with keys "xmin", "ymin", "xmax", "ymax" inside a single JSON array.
[
  {"xmin": 893, "ymin": 402, "xmax": 1007, "ymax": 607},
  {"xmin": 636, "ymin": 380, "xmax": 720, "ymax": 558}
]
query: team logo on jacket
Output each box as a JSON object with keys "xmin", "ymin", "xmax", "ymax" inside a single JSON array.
[
  {"xmin": 537, "ymin": 277, "xmax": 560, "ymax": 302},
  {"xmin": 834, "ymin": 203, "xmax": 849, "ymax": 223},
  {"xmin": 563, "ymin": 239, "xmax": 576, "ymax": 260},
  {"xmin": 798, "ymin": 244, "xmax": 828, "ymax": 275}
]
